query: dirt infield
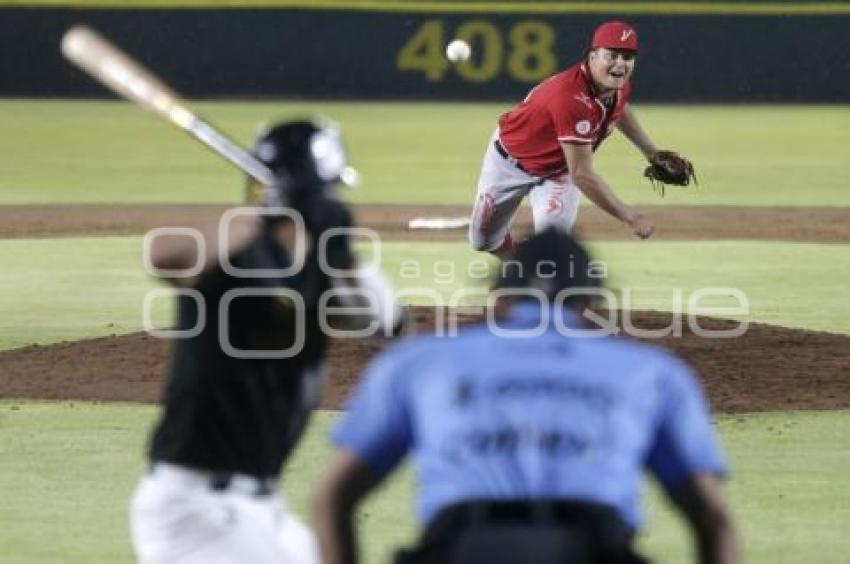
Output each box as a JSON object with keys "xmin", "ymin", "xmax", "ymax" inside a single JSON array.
[
  {"xmin": 1, "ymin": 203, "xmax": 849, "ymax": 241},
  {"xmin": 1, "ymin": 307, "xmax": 849, "ymax": 413},
  {"xmin": 1, "ymin": 203, "xmax": 849, "ymax": 413}
]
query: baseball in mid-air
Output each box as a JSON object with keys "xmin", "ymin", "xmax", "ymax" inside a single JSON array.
[{"xmin": 446, "ymin": 39, "xmax": 471, "ymax": 63}]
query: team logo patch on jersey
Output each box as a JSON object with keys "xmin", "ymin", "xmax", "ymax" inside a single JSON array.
[{"xmin": 575, "ymin": 120, "xmax": 592, "ymax": 135}]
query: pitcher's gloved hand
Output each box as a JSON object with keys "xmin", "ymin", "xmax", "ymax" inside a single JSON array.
[{"xmin": 644, "ymin": 150, "xmax": 697, "ymax": 196}]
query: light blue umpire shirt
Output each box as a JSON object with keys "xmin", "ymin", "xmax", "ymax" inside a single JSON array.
[{"xmin": 332, "ymin": 301, "xmax": 727, "ymax": 529}]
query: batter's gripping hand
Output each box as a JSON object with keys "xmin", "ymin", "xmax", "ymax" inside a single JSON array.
[{"xmin": 644, "ymin": 150, "xmax": 697, "ymax": 196}]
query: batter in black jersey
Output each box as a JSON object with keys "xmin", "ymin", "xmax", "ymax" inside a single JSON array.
[
  {"xmin": 150, "ymin": 224, "xmax": 330, "ymax": 477},
  {"xmin": 131, "ymin": 119, "xmax": 401, "ymax": 564}
]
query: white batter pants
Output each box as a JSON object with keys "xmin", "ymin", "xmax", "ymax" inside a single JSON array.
[
  {"xmin": 468, "ymin": 129, "xmax": 581, "ymax": 252},
  {"xmin": 130, "ymin": 463, "xmax": 320, "ymax": 564}
]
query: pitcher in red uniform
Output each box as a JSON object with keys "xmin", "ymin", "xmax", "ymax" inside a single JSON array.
[{"xmin": 469, "ymin": 21, "xmax": 667, "ymax": 256}]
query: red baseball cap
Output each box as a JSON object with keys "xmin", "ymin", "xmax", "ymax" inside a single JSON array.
[{"xmin": 591, "ymin": 21, "xmax": 638, "ymax": 52}]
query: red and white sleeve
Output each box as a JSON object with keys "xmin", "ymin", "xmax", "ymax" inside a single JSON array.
[{"xmin": 551, "ymin": 98, "xmax": 598, "ymax": 145}]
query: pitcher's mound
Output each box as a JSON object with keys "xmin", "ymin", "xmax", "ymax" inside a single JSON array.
[{"xmin": 1, "ymin": 308, "xmax": 848, "ymax": 413}]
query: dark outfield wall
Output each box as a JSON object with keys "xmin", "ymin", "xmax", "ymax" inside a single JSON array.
[{"xmin": 1, "ymin": 7, "xmax": 848, "ymax": 102}]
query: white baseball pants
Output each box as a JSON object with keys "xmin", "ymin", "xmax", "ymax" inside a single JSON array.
[
  {"xmin": 130, "ymin": 463, "xmax": 320, "ymax": 564},
  {"xmin": 468, "ymin": 129, "xmax": 581, "ymax": 252}
]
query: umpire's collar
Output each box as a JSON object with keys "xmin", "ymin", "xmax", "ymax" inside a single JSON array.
[{"xmin": 505, "ymin": 301, "xmax": 585, "ymax": 330}]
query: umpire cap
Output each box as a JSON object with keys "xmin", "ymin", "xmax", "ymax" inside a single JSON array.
[{"xmin": 497, "ymin": 228, "xmax": 602, "ymax": 302}]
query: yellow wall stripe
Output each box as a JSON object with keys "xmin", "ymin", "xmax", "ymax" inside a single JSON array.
[{"xmin": 6, "ymin": 1, "xmax": 850, "ymax": 16}]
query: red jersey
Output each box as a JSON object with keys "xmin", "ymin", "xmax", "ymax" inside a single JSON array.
[{"xmin": 498, "ymin": 62, "xmax": 631, "ymax": 178}]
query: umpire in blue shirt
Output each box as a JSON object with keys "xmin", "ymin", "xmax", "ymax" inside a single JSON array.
[{"xmin": 313, "ymin": 228, "xmax": 739, "ymax": 564}]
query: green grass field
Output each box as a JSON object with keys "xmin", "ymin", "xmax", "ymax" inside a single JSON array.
[
  {"xmin": 2, "ymin": 401, "xmax": 849, "ymax": 563},
  {"xmin": 1, "ymin": 237, "xmax": 848, "ymax": 350},
  {"xmin": 1, "ymin": 99, "xmax": 848, "ymax": 563},
  {"xmin": 2, "ymin": 100, "xmax": 849, "ymax": 206}
]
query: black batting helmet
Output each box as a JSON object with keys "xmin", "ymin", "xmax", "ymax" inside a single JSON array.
[{"xmin": 246, "ymin": 118, "xmax": 358, "ymax": 204}]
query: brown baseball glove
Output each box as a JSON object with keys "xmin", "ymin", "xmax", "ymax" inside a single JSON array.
[{"xmin": 644, "ymin": 150, "xmax": 697, "ymax": 196}]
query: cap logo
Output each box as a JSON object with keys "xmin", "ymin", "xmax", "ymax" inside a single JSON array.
[
  {"xmin": 576, "ymin": 120, "xmax": 592, "ymax": 135},
  {"xmin": 620, "ymin": 29, "xmax": 634, "ymax": 42}
]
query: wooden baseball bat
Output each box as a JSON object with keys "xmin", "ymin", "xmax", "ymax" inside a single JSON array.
[{"xmin": 60, "ymin": 25, "xmax": 277, "ymax": 186}]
